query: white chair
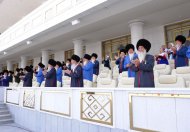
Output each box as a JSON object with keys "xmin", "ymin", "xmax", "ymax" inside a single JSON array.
[
  {"xmin": 84, "ymin": 79, "xmax": 93, "ymax": 87},
  {"xmin": 97, "ymin": 78, "xmax": 117, "ymax": 88},
  {"xmin": 57, "ymin": 81, "xmax": 62, "ymax": 87},
  {"xmin": 62, "ymin": 76, "xmax": 71, "ymax": 87},
  {"xmin": 118, "ymin": 71, "xmax": 128, "ymax": 80},
  {"xmin": 155, "ymin": 75, "xmax": 185, "ymax": 88},
  {"xmin": 172, "ymin": 67, "xmax": 190, "ymax": 87},
  {"xmin": 12, "ymin": 82, "xmax": 19, "ymax": 87},
  {"xmin": 9, "ymin": 83, "xmax": 13, "ymax": 87},
  {"xmin": 118, "ymin": 77, "xmax": 134, "ymax": 88},
  {"xmin": 99, "ymin": 64, "xmax": 105, "ymax": 72},
  {"xmin": 112, "ymin": 66, "xmax": 119, "ymax": 80},
  {"xmin": 18, "ymin": 81, "xmax": 23, "ymax": 87},
  {"xmin": 32, "ymin": 81, "xmax": 40, "ymax": 87},
  {"xmin": 40, "ymin": 81, "xmax": 45, "ymax": 87},
  {"xmin": 93, "ymin": 74, "xmax": 98, "ymax": 83},
  {"xmin": 110, "ymin": 61, "xmax": 116, "ymax": 69},
  {"xmin": 168, "ymin": 59, "xmax": 175, "ymax": 70},
  {"xmin": 153, "ymin": 64, "xmax": 171, "ymax": 75},
  {"xmin": 97, "ymin": 72, "xmax": 112, "ymax": 83}
]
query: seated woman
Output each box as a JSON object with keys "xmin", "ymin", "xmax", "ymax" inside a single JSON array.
[{"xmin": 155, "ymin": 47, "xmax": 169, "ymax": 65}]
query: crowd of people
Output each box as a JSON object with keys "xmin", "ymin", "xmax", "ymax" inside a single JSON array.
[{"xmin": 0, "ymin": 35, "xmax": 189, "ymax": 88}]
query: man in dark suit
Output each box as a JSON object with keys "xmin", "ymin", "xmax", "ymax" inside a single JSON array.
[
  {"xmin": 91, "ymin": 53, "xmax": 99, "ymax": 76},
  {"xmin": 2, "ymin": 70, "xmax": 9, "ymax": 87},
  {"xmin": 22, "ymin": 66, "xmax": 33, "ymax": 87},
  {"xmin": 131, "ymin": 39, "xmax": 155, "ymax": 88},
  {"xmin": 64, "ymin": 55, "xmax": 83, "ymax": 87},
  {"xmin": 172, "ymin": 35, "xmax": 188, "ymax": 68},
  {"xmin": 115, "ymin": 49, "xmax": 127, "ymax": 73},
  {"xmin": 14, "ymin": 68, "xmax": 21, "ymax": 84},
  {"xmin": 43, "ymin": 59, "xmax": 57, "ymax": 87}
]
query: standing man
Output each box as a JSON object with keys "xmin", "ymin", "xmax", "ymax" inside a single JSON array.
[
  {"xmin": 131, "ymin": 39, "xmax": 155, "ymax": 88},
  {"xmin": 83, "ymin": 54, "xmax": 94, "ymax": 84},
  {"xmin": 22, "ymin": 66, "xmax": 33, "ymax": 87},
  {"xmin": 91, "ymin": 53, "xmax": 99, "ymax": 83},
  {"xmin": 172, "ymin": 35, "xmax": 188, "ymax": 68},
  {"xmin": 2, "ymin": 70, "xmax": 9, "ymax": 87},
  {"xmin": 56, "ymin": 61, "xmax": 63, "ymax": 87},
  {"xmin": 64, "ymin": 55, "xmax": 83, "ymax": 87},
  {"xmin": 35, "ymin": 63, "xmax": 45, "ymax": 87},
  {"xmin": 115, "ymin": 49, "xmax": 127, "ymax": 73},
  {"xmin": 124, "ymin": 44, "xmax": 137, "ymax": 77},
  {"xmin": 43, "ymin": 59, "xmax": 57, "ymax": 87}
]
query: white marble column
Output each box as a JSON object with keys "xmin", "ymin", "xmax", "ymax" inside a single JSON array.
[
  {"xmin": 73, "ymin": 39, "xmax": 83, "ymax": 58},
  {"xmin": 6, "ymin": 61, "xmax": 13, "ymax": 71},
  {"xmin": 21, "ymin": 56, "xmax": 28, "ymax": 68},
  {"xmin": 42, "ymin": 50, "xmax": 49, "ymax": 67},
  {"xmin": 18, "ymin": 61, "xmax": 21, "ymax": 68},
  {"xmin": 129, "ymin": 19, "xmax": 144, "ymax": 46}
]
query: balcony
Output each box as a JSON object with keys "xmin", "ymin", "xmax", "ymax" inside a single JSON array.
[
  {"xmin": 0, "ymin": 0, "xmax": 107, "ymax": 52},
  {"xmin": 2, "ymin": 87, "xmax": 190, "ymax": 132}
]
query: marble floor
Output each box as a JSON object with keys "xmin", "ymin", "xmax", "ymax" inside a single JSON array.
[{"xmin": 0, "ymin": 123, "xmax": 31, "ymax": 132}]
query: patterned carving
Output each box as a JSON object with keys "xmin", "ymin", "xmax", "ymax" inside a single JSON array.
[
  {"xmin": 23, "ymin": 90, "xmax": 35, "ymax": 108},
  {"xmin": 81, "ymin": 92, "xmax": 113, "ymax": 125}
]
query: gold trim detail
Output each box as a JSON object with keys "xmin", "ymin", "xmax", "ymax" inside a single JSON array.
[
  {"xmin": 129, "ymin": 93, "xmax": 190, "ymax": 132},
  {"xmin": 6, "ymin": 89, "xmax": 19, "ymax": 105},
  {"xmin": 40, "ymin": 90, "xmax": 71, "ymax": 117},
  {"xmin": 23, "ymin": 90, "xmax": 35, "ymax": 109},
  {"xmin": 80, "ymin": 92, "xmax": 113, "ymax": 126}
]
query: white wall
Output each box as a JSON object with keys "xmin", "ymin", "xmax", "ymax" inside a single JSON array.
[
  {"xmin": 144, "ymin": 26, "xmax": 165, "ymax": 55},
  {"xmin": 85, "ymin": 41, "xmax": 102, "ymax": 63},
  {"xmin": 54, "ymin": 50, "xmax": 65, "ymax": 62},
  {"xmin": 33, "ymin": 57, "xmax": 41, "ymax": 67},
  {"xmin": 85, "ymin": 26, "xmax": 165, "ymax": 62}
]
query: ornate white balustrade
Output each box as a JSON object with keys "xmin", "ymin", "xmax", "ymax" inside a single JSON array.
[
  {"xmin": 0, "ymin": 0, "xmax": 107, "ymax": 52},
  {"xmin": 4, "ymin": 87, "xmax": 190, "ymax": 132}
]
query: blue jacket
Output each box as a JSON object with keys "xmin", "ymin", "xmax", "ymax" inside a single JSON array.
[
  {"xmin": 35, "ymin": 68, "xmax": 44, "ymax": 85},
  {"xmin": 70, "ymin": 65, "xmax": 83, "ymax": 87},
  {"xmin": 116, "ymin": 57, "xmax": 127, "ymax": 73},
  {"xmin": 175, "ymin": 46, "xmax": 188, "ymax": 68},
  {"xmin": 92, "ymin": 60, "xmax": 99, "ymax": 75},
  {"xmin": 56, "ymin": 67, "xmax": 62, "ymax": 83},
  {"xmin": 2, "ymin": 76, "xmax": 9, "ymax": 87},
  {"xmin": 124, "ymin": 54, "xmax": 137, "ymax": 77},
  {"xmin": 23, "ymin": 72, "xmax": 33, "ymax": 87},
  {"xmin": 45, "ymin": 68, "xmax": 57, "ymax": 87},
  {"xmin": 83, "ymin": 61, "xmax": 94, "ymax": 82}
]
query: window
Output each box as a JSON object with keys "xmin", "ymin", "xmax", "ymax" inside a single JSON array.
[
  {"xmin": 49, "ymin": 54, "xmax": 55, "ymax": 59},
  {"xmin": 13, "ymin": 64, "xmax": 18, "ymax": 72},
  {"xmin": 165, "ymin": 20, "xmax": 190, "ymax": 44},
  {"xmin": 102, "ymin": 35, "xmax": 131, "ymax": 60},
  {"xmin": 2, "ymin": 65, "xmax": 7, "ymax": 71},
  {"xmin": 27, "ymin": 59, "xmax": 34, "ymax": 66},
  {"xmin": 65, "ymin": 49, "xmax": 74, "ymax": 61},
  {"xmin": 65, "ymin": 46, "xmax": 86, "ymax": 61}
]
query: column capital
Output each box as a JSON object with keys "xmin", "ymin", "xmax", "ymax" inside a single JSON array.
[
  {"xmin": 72, "ymin": 39, "xmax": 84, "ymax": 45},
  {"xmin": 20, "ymin": 56, "xmax": 28, "ymax": 59},
  {"xmin": 128, "ymin": 19, "xmax": 144, "ymax": 27},
  {"xmin": 6, "ymin": 60, "xmax": 12, "ymax": 63}
]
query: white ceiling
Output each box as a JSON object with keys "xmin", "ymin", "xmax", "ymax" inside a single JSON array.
[
  {"xmin": 0, "ymin": 0, "xmax": 190, "ymax": 63},
  {"xmin": 0, "ymin": 0, "xmax": 47, "ymax": 33}
]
